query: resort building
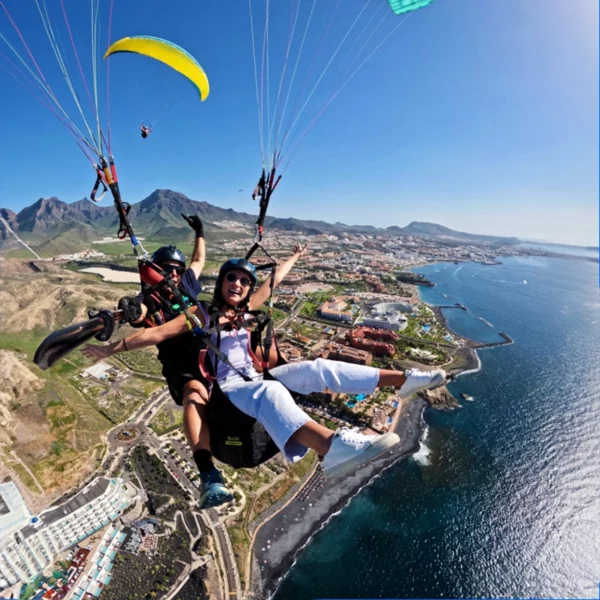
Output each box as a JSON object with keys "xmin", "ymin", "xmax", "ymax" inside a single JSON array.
[
  {"xmin": 346, "ymin": 327, "xmax": 396, "ymax": 357},
  {"xmin": 356, "ymin": 301, "xmax": 413, "ymax": 331},
  {"xmin": 0, "ymin": 477, "xmax": 137, "ymax": 591},
  {"xmin": 70, "ymin": 525, "xmax": 126, "ymax": 600},
  {"xmin": 359, "ymin": 317, "xmax": 403, "ymax": 331},
  {"xmin": 326, "ymin": 343, "xmax": 373, "ymax": 366},
  {"xmin": 319, "ymin": 299, "xmax": 353, "ymax": 322},
  {"xmin": 276, "ymin": 341, "xmax": 304, "ymax": 362},
  {"xmin": 407, "ymin": 347, "xmax": 436, "ymax": 363}
]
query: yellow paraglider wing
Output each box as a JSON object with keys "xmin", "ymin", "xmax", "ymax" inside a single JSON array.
[{"xmin": 104, "ymin": 36, "xmax": 209, "ymax": 101}]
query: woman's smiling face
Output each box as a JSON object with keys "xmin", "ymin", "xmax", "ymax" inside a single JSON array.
[{"xmin": 221, "ymin": 269, "xmax": 253, "ymax": 307}]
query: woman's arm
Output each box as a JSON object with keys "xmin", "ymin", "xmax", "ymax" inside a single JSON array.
[
  {"xmin": 249, "ymin": 243, "xmax": 308, "ymax": 310},
  {"xmin": 82, "ymin": 307, "xmax": 204, "ymax": 361}
]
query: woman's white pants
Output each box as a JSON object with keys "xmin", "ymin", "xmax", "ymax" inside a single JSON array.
[{"xmin": 219, "ymin": 358, "xmax": 379, "ymax": 461}]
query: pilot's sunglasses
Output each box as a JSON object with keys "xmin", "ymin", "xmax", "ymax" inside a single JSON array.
[
  {"xmin": 226, "ymin": 272, "xmax": 252, "ymax": 286},
  {"xmin": 162, "ymin": 263, "xmax": 185, "ymax": 275}
]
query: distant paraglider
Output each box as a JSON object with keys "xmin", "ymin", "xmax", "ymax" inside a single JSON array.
[{"xmin": 141, "ymin": 125, "xmax": 152, "ymax": 139}]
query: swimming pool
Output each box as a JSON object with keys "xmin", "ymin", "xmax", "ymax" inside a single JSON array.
[{"xmin": 346, "ymin": 394, "xmax": 367, "ymax": 408}]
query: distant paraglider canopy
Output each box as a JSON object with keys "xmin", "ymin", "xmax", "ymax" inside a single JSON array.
[
  {"xmin": 387, "ymin": 0, "xmax": 436, "ymax": 15},
  {"xmin": 103, "ymin": 36, "xmax": 210, "ymax": 102}
]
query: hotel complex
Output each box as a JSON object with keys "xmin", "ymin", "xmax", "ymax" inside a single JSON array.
[
  {"xmin": 357, "ymin": 301, "xmax": 413, "ymax": 331},
  {"xmin": 0, "ymin": 477, "xmax": 136, "ymax": 591}
]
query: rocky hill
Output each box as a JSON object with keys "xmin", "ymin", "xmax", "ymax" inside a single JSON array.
[
  {"xmin": 0, "ymin": 189, "xmax": 523, "ymax": 253},
  {"xmin": 0, "ymin": 259, "xmax": 131, "ymax": 332},
  {"xmin": 0, "ymin": 351, "xmax": 45, "ymax": 445},
  {"xmin": 401, "ymin": 221, "xmax": 520, "ymax": 245}
]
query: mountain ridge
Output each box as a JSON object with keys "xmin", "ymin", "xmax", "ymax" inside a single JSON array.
[{"xmin": 0, "ymin": 189, "xmax": 522, "ymax": 250}]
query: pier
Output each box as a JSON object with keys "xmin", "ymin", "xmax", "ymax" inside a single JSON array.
[
  {"xmin": 437, "ymin": 303, "xmax": 467, "ymax": 311},
  {"xmin": 474, "ymin": 331, "xmax": 513, "ymax": 349}
]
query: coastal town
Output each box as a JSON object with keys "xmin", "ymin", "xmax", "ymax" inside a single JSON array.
[{"xmin": 0, "ymin": 222, "xmax": 583, "ymax": 600}]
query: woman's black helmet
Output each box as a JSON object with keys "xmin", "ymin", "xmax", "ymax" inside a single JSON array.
[
  {"xmin": 152, "ymin": 245, "xmax": 186, "ymax": 268},
  {"xmin": 213, "ymin": 258, "xmax": 258, "ymax": 306}
]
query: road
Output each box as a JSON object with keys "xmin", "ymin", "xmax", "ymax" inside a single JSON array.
[
  {"xmin": 101, "ymin": 388, "xmax": 240, "ymax": 599},
  {"xmin": 158, "ymin": 437, "xmax": 242, "ymax": 597},
  {"xmin": 209, "ymin": 509, "xmax": 239, "ymax": 600},
  {"xmin": 276, "ymin": 298, "xmax": 305, "ymax": 331}
]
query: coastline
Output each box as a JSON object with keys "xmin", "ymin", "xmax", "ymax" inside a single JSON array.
[
  {"xmin": 407, "ymin": 260, "xmax": 514, "ymax": 376},
  {"xmin": 428, "ymin": 304, "xmax": 513, "ymax": 377},
  {"xmin": 251, "ymin": 260, "xmax": 515, "ymax": 598},
  {"xmin": 252, "ymin": 397, "xmax": 428, "ymax": 600}
]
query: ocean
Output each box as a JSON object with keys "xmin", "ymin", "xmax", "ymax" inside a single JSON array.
[{"xmin": 272, "ymin": 255, "xmax": 600, "ymax": 600}]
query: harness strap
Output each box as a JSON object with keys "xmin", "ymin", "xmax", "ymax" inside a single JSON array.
[
  {"xmin": 90, "ymin": 171, "xmax": 108, "ymax": 202},
  {"xmin": 244, "ymin": 244, "xmax": 279, "ymax": 373},
  {"xmin": 116, "ymin": 202, "xmax": 132, "ymax": 240},
  {"xmin": 198, "ymin": 349, "xmax": 215, "ymax": 384},
  {"xmin": 143, "ymin": 291, "xmax": 167, "ymax": 327},
  {"xmin": 206, "ymin": 308, "xmax": 254, "ymax": 383}
]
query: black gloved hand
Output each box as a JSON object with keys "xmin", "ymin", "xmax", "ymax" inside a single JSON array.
[
  {"xmin": 181, "ymin": 213, "xmax": 204, "ymax": 238},
  {"xmin": 117, "ymin": 296, "xmax": 143, "ymax": 324}
]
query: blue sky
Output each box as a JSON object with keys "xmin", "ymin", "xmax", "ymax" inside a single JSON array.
[{"xmin": 0, "ymin": 0, "xmax": 597, "ymax": 245}]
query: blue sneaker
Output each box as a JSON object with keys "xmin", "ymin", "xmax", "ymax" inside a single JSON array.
[{"xmin": 199, "ymin": 468, "xmax": 234, "ymax": 509}]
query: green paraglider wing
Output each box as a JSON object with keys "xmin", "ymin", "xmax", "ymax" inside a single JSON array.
[{"xmin": 386, "ymin": 0, "xmax": 436, "ymax": 15}]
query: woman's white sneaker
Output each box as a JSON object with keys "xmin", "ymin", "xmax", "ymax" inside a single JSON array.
[
  {"xmin": 321, "ymin": 427, "xmax": 400, "ymax": 480},
  {"xmin": 399, "ymin": 368, "xmax": 446, "ymax": 398}
]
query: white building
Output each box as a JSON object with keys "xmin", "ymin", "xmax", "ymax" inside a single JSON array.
[
  {"xmin": 82, "ymin": 362, "xmax": 113, "ymax": 380},
  {"xmin": 70, "ymin": 525, "xmax": 126, "ymax": 600},
  {"xmin": 359, "ymin": 317, "xmax": 402, "ymax": 331},
  {"xmin": 357, "ymin": 301, "xmax": 413, "ymax": 331},
  {"xmin": 408, "ymin": 347, "xmax": 436, "ymax": 362},
  {"xmin": 372, "ymin": 301, "xmax": 414, "ymax": 315},
  {"xmin": 0, "ymin": 477, "xmax": 137, "ymax": 591},
  {"xmin": 0, "ymin": 482, "xmax": 32, "ymax": 541}
]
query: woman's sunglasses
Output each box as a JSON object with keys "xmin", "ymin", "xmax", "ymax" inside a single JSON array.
[{"xmin": 225, "ymin": 272, "xmax": 252, "ymax": 286}]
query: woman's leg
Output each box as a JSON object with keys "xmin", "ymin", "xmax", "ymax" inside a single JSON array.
[
  {"xmin": 182, "ymin": 380, "xmax": 211, "ymax": 453},
  {"xmin": 182, "ymin": 380, "xmax": 233, "ymax": 508},
  {"xmin": 288, "ymin": 420, "xmax": 334, "ymax": 456},
  {"xmin": 221, "ymin": 378, "xmax": 331, "ymax": 461},
  {"xmin": 222, "ymin": 377, "xmax": 400, "ymax": 477},
  {"xmin": 270, "ymin": 358, "xmax": 446, "ymax": 398},
  {"xmin": 269, "ymin": 358, "xmax": 380, "ymax": 395}
]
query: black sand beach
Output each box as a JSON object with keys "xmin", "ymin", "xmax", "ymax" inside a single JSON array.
[{"xmin": 251, "ymin": 397, "xmax": 428, "ymax": 599}]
